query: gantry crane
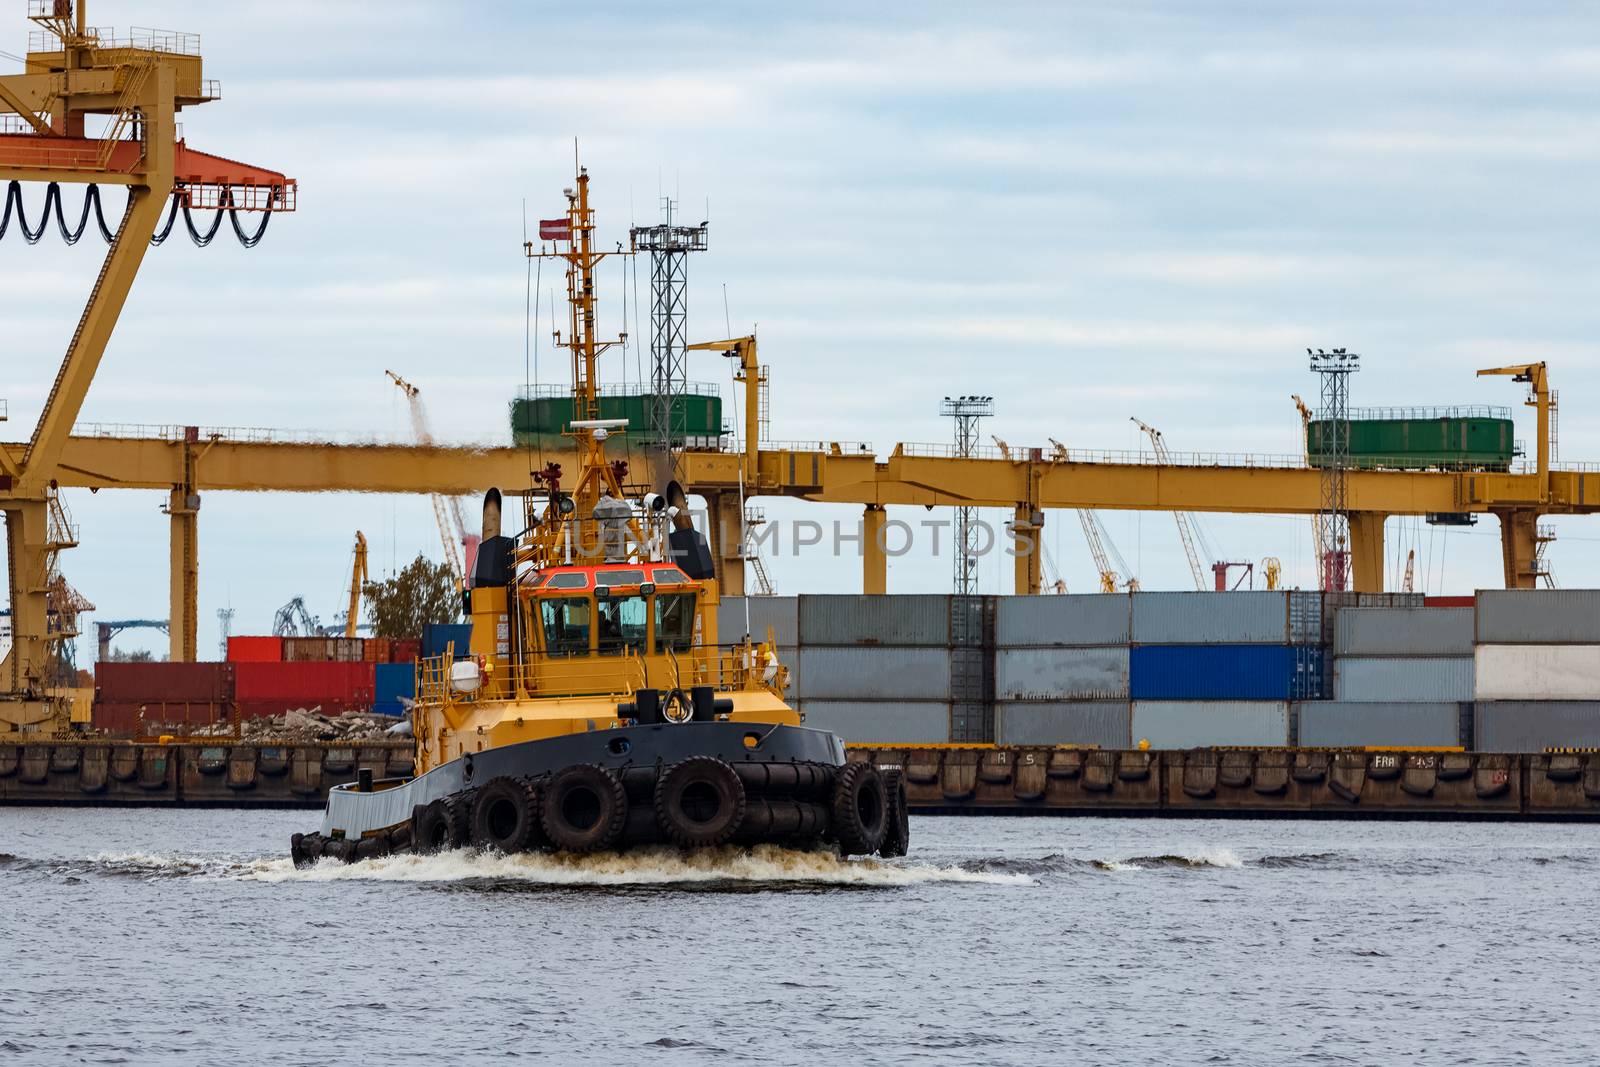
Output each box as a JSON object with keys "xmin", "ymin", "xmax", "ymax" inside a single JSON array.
[
  {"xmin": 1131, "ymin": 417, "xmax": 1211, "ymax": 590},
  {"xmin": 1041, "ymin": 439, "xmax": 1139, "ymax": 592},
  {"xmin": 1476, "ymin": 362, "xmax": 1556, "ymax": 589},
  {"xmin": 386, "ymin": 371, "xmax": 475, "ymax": 588},
  {"xmin": 0, "ymin": 2, "xmax": 294, "ymax": 732},
  {"xmin": 95, "ymin": 618, "xmax": 166, "ymax": 663}
]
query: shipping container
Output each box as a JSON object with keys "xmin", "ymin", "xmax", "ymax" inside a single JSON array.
[
  {"xmin": 1296, "ymin": 701, "xmax": 1462, "ymax": 748},
  {"xmin": 1334, "ymin": 607, "xmax": 1474, "ymax": 657},
  {"xmin": 1424, "ymin": 596, "xmax": 1475, "ymax": 608},
  {"xmin": 1307, "ymin": 411, "xmax": 1514, "ymax": 471},
  {"xmin": 282, "ymin": 637, "xmax": 365, "ymax": 662},
  {"xmin": 421, "ymin": 623, "xmax": 473, "ymax": 660},
  {"xmin": 995, "ymin": 646, "xmax": 1129, "ymax": 701},
  {"xmin": 1131, "ymin": 591, "xmax": 1292, "ymax": 645},
  {"xmin": 226, "ymin": 636, "xmax": 281, "ymax": 663},
  {"xmin": 1333, "ymin": 656, "xmax": 1473, "ymax": 702},
  {"xmin": 798, "ymin": 594, "xmax": 961, "ymax": 647},
  {"xmin": 93, "ymin": 700, "xmax": 230, "ymax": 736},
  {"xmin": 96, "ymin": 661, "xmax": 232, "ymax": 704},
  {"xmin": 950, "ymin": 700, "xmax": 993, "ymax": 744},
  {"xmin": 1131, "ymin": 701, "xmax": 1291, "ymax": 748},
  {"xmin": 1323, "ymin": 592, "xmax": 1426, "ymax": 611},
  {"xmin": 513, "ymin": 389, "xmax": 723, "ymax": 452},
  {"xmin": 1475, "ymin": 701, "xmax": 1600, "ymax": 752},
  {"xmin": 1474, "ymin": 644, "xmax": 1600, "ymax": 701},
  {"xmin": 994, "ymin": 594, "xmax": 1129, "ymax": 647},
  {"xmin": 717, "ymin": 596, "xmax": 799, "ymax": 648},
  {"xmin": 233, "ymin": 660, "xmax": 375, "ymax": 706},
  {"xmin": 389, "ymin": 639, "xmax": 421, "ymax": 663},
  {"xmin": 234, "ymin": 697, "xmax": 368, "ymax": 719},
  {"xmin": 796, "ymin": 647, "xmax": 952, "ymax": 701},
  {"xmin": 1130, "ymin": 644, "xmax": 1323, "ymax": 701},
  {"xmin": 799, "ymin": 701, "xmax": 951, "ymax": 744},
  {"xmin": 1475, "ymin": 590, "xmax": 1600, "ymax": 645},
  {"xmin": 995, "ymin": 701, "xmax": 1130, "ymax": 748},
  {"xmin": 363, "ymin": 638, "xmax": 392, "ymax": 663},
  {"xmin": 374, "ymin": 662, "xmax": 415, "ymax": 709}
]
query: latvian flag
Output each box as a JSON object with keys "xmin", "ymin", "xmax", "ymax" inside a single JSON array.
[{"xmin": 539, "ymin": 216, "xmax": 573, "ymax": 242}]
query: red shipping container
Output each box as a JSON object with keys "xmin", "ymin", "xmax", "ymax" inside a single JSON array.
[
  {"xmin": 389, "ymin": 639, "xmax": 421, "ymax": 663},
  {"xmin": 228, "ymin": 636, "xmax": 283, "ymax": 663},
  {"xmin": 234, "ymin": 660, "xmax": 375, "ymax": 705},
  {"xmin": 94, "ymin": 700, "xmax": 230, "ymax": 736},
  {"xmin": 96, "ymin": 662, "xmax": 233, "ymax": 704},
  {"xmin": 236, "ymin": 697, "xmax": 370, "ymax": 719},
  {"xmin": 1425, "ymin": 596, "xmax": 1476, "ymax": 608}
]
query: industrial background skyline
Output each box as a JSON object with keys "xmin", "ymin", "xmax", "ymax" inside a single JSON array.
[{"xmin": 4, "ymin": 0, "xmax": 1599, "ymax": 658}]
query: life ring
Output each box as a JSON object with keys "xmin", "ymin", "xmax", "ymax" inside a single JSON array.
[
  {"xmin": 830, "ymin": 762, "xmax": 887, "ymax": 856},
  {"xmin": 471, "ymin": 776, "xmax": 544, "ymax": 852},
  {"xmin": 541, "ymin": 764, "xmax": 627, "ymax": 852},
  {"xmin": 655, "ymin": 757, "xmax": 746, "ymax": 848}
]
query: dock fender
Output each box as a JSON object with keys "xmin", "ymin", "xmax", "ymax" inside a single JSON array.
[
  {"xmin": 830, "ymin": 762, "xmax": 887, "ymax": 856},
  {"xmin": 793, "ymin": 762, "xmax": 831, "ymax": 798},
  {"xmin": 1082, "ymin": 751, "xmax": 1116, "ymax": 793},
  {"xmin": 137, "ymin": 747, "xmax": 170, "ymax": 791},
  {"xmin": 78, "ymin": 746, "xmax": 109, "ymax": 794},
  {"xmin": 1218, "ymin": 751, "xmax": 1254, "ymax": 789},
  {"xmin": 1366, "ymin": 752, "xmax": 1402, "ymax": 782},
  {"xmin": 386, "ymin": 752, "xmax": 415, "ymax": 777},
  {"xmin": 1400, "ymin": 754, "xmax": 1437, "ymax": 798},
  {"xmin": 1117, "ymin": 751, "xmax": 1152, "ymax": 782},
  {"xmin": 1474, "ymin": 755, "xmax": 1511, "ymax": 800},
  {"xmin": 1254, "ymin": 751, "xmax": 1290, "ymax": 796},
  {"xmin": 1583, "ymin": 756, "xmax": 1600, "ymax": 801},
  {"xmin": 323, "ymin": 748, "xmax": 355, "ymax": 775},
  {"xmin": 0, "ymin": 745, "xmax": 17, "ymax": 778},
  {"xmin": 542, "ymin": 764, "xmax": 626, "ymax": 852},
  {"xmin": 226, "ymin": 748, "xmax": 258, "ymax": 790},
  {"xmin": 794, "ymin": 800, "xmax": 829, "ymax": 843},
  {"xmin": 1291, "ymin": 752, "xmax": 1328, "ymax": 784},
  {"xmin": 289, "ymin": 749, "xmax": 323, "ymax": 796},
  {"xmin": 388, "ymin": 822, "xmax": 413, "ymax": 852},
  {"xmin": 196, "ymin": 747, "xmax": 226, "ymax": 776},
  {"xmin": 940, "ymin": 757, "xmax": 978, "ymax": 801},
  {"xmin": 978, "ymin": 749, "xmax": 1013, "ymax": 785},
  {"xmin": 258, "ymin": 747, "xmax": 289, "ymax": 776},
  {"xmin": 1012, "ymin": 750, "xmax": 1048, "ymax": 801},
  {"xmin": 50, "ymin": 746, "xmax": 80, "ymax": 775},
  {"xmin": 18, "ymin": 746, "xmax": 49, "ymax": 784},
  {"xmin": 1328, "ymin": 752, "xmax": 1365, "ymax": 804},
  {"xmin": 1182, "ymin": 751, "xmax": 1217, "ymax": 799},
  {"xmin": 904, "ymin": 751, "xmax": 941, "ymax": 786},
  {"xmin": 355, "ymin": 834, "xmax": 389, "ymax": 861},
  {"xmin": 1437, "ymin": 754, "xmax": 1472, "ymax": 782},
  {"xmin": 1545, "ymin": 754, "xmax": 1582, "ymax": 784},
  {"xmin": 621, "ymin": 765, "xmax": 661, "ymax": 803},
  {"xmin": 656, "ymin": 757, "xmax": 745, "ymax": 849},
  {"xmin": 109, "ymin": 747, "xmax": 138, "ymax": 782},
  {"xmin": 880, "ymin": 769, "xmax": 911, "ymax": 857},
  {"xmin": 1047, "ymin": 750, "xmax": 1083, "ymax": 780}
]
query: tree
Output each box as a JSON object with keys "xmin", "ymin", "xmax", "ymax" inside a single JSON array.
[{"xmin": 363, "ymin": 554, "xmax": 460, "ymax": 638}]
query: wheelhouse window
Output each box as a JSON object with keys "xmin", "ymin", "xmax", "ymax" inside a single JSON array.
[
  {"xmin": 546, "ymin": 573, "xmax": 590, "ymax": 590},
  {"xmin": 652, "ymin": 567, "xmax": 693, "ymax": 586},
  {"xmin": 597, "ymin": 595, "xmax": 647, "ymax": 656},
  {"xmin": 540, "ymin": 597, "xmax": 592, "ymax": 656},
  {"xmin": 655, "ymin": 592, "xmax": 696, "ymax": 653}
]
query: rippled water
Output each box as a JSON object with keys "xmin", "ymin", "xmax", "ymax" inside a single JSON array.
[{"xmin": 3, "ymin": 809, "xmax": 1598, "ymax": 1065}]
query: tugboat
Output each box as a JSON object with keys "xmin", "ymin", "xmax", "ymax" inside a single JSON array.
[{"xmin": 291, "ymin": 167, "xmax": 908, "ymax": 866}]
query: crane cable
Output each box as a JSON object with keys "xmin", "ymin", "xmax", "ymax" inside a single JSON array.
[{"xmin": 0, "ymin": 180, "xmax": 274, "ymax": 247}]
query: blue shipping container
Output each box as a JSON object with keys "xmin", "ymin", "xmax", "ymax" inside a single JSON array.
[
  {"xmin": 375, "ymin": 662, "xmax": 416, "ymax": 706},
  {"xmin": 1130, "ymin": 644, "xmax": 1324, "ymax": 701},
  {"xmin": 422, "ymin": 623, "xmax": 473, "ymax": 659}
]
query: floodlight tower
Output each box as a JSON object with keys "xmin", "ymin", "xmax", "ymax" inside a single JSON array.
[
  {"xmin": 1308, "ymin": 348, "xmax": 1360, "ymax": 590},
  {"xmin": 630, "ymin": 202, "xmax": 709, "ymax": 459},
  {"xmin": 941, "ymin": 395, "xmax": 995, "ymax": 594}
]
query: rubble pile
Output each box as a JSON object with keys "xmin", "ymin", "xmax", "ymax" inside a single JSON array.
[{"xmin": 182, "ymin": 708, "xmax": 404, "ymax": 743}]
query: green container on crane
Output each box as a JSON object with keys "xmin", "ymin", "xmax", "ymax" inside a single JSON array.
[
  {"xmin": 510, "ymin": 386, "xmax": 724, "ymax": 451},
  {"xmin": 1307, "ymin": 406, "xmax": 1515, "ymax": 471}
]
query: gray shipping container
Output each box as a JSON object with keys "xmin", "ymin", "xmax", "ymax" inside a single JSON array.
[
  {"xmin": 1475, "ymin": 701, "xmax": 1600, "ymax": 752},
  {"xmin": 799, "ymin": 594, "xmax": 956, "ymax": 647},
  {"xmin": 796, "ymin": 647, "xmax": 952, "ymax": 701},
  {"xmin": 1296, "ymin": 701, "xmax": 1462, "ymax": 748},
  {"xmin": 995, "ymin": 646, "xmax": 1129, "ymax": 701},
  {"xmin": 1131, "ymin": 591, "xmax": 1290, "ymax": 645},
  {"xmin": 801, "ymin": 701, "xmax": 952, "ymax": 744},
  {"xmin": 994, "ymin": 594, "xmax": 1130, "ymax": 646},
  {"xmin": 1131, "ymin": 700, "xmax": 1291, "ymax": 748},
  {"xmin": 717, "ymin": 596, "xmax": 799, "ymax": 649},
  {"xmin": 1334, "ymin": 607, "xmax": 1474, "ymax": 657},
  {"xmin": 1333, "ymin": 656, "xmax": 1474, "ymax": 702},
  {"xmin": 995, "ymin": 701, "xmax": 1131, "ymax": 748},
  {"xmin": 1475, "ymin": 590, "xmax": 1600, "ymax": 645}
]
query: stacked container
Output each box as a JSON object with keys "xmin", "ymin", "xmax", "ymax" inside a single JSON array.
[
  {"xmin": 94, "ymin": 662, "xmax": 234, "ymax": 735},
  {"xmin": 233, "ymin": 660, "xmax": 375, "ymax": 718},
  {"xmin": 422, "ymin": 623, "xmax": 473, "ymax": 660},
  {"xmin": 992, "ymin": 594, "xmax": 1131, "ymax": 748},
  {"xmin": 373, "ymin": 662, "xmax": 416, "ymax": 717},
  {"xmin": 1128, "ymin": 591, "xmax": 1323, "ymax": 748},
  {"xmin": 1473, "ymin": 590, "xmax": 1600, "ymax": 751},
  {"xmin": 226, "ymin": 636, "xmax": 282, "ymax": 663},
  {"xmin": 1297, "ymin": 606, "xmax": 1473, "ymax": 747}
]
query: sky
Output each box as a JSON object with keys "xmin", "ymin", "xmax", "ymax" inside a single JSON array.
[{"xmin": 4, "ymin": 1, "xmax": 1600, "ymax": 660}]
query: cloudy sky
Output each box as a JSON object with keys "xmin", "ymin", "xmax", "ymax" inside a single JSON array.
[{"xmin": 4, "ymin": 1, "xmax": 1599, "ymax": 658}]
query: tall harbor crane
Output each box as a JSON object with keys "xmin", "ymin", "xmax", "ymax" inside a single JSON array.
[
  {"xmin": 1131, "ymin": 417, "xmax": 1211, "ymax": 591},
  {"xmin": 0, "ymin": 2, "xmax": 294, "ymax": 731},
  {"xmin": 386, "ymin": 371, "xmax": 474, "ymax": 588},
  {"xmin": 344, "ymin": 532, "xmax": 368, "ymax": 638}
]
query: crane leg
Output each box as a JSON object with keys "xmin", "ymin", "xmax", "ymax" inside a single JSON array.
[
  {"xmin": 167, "ymin": 488, "xmax": 198, "ymax": 662},
  {"xmin": 1494, "ymin": 509, "xmax": 1540, "ymax": 590},
  {"xmin": 1348, "ymin": 512, "xmax": 1386, "ymax": 593},
  {"xmin": 1, "ymin": 500, "xmax": 56, "ymax": 731},
  {"xmin": 1011, "ymin": 505, "xmax": 1042, "ymax": 595},
  {"xmin": 709, "ymin": 492, "xmax": 746, "ymax": 598},
  {"xmin": 862, "ymin": 504, "xmax": 886, "ymax": 595}
]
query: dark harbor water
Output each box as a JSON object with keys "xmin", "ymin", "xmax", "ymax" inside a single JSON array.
[{"xmin": 1, "ymin": 808, "xmax": 1595, "ymax": 1065}]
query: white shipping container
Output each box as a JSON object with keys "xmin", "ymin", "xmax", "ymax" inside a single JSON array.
[
  {"xmin": 1475, "ymin": 590, "xmax": 1600, "ymax": 644},
  {"xmin": 1131, "ymin": 592, "xmax": 1290, "ymax": 645},
  {"xmin": 996, "ymin": 701, "xmax": 1130, "ymax": 748},
  {"xmin": 717, "ymin": 596, "xmax": 799, "ymax": 649},
  {"xmin": 1473, "ymin": 645, "xmax": 1600, "ymax": 701},
  {"xmin": 1131, "ymin": 701, "xmax": 1291, "ymax": 748},
  {"xmin": 995, "ymin": 594, "xmax": 1130, "ymax": 646},
  {"xmin": 1475, "ymin": 701, "xmax": 1600, "ymax": 752},
  {"xmin": 1334, "ymin": 608, "xmax": 1474, "ymax": 657},
  {"xmin": 801, "ymin": 701, "xmax": 950, "ymax": 744},
  {"xmin": 1333, "ymin": 657, "xmax": 1473, "ymax": 702},
  {"xmin": 995, "ymin": 646, "xmax": 1129, "ymax": 700},
  {"xmin": 797, "ymin": 647, "xmax": 952, "ymax": 701},
  {"xmin": 1297, "ymin": 701, "xmax": 1461, "ymax": 748}
]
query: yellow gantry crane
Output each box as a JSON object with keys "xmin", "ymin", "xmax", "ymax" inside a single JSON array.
[
  {"xmin": 0, "ymin": 2, "xmax": 294, "ymax": 732},
  {"xmin": 1040, "ymin": 438, "xmax": 1140, "ymax": 592},
  {"xmin": 345, "ymin": 532, "xmax": 368, "ymax": 638}
]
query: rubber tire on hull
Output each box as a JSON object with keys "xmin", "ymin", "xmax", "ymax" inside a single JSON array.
[
  {"xmin": 414, "ymin": 797, "xmax": 467, "ymax": 853},
  {"xmin": 656, "ymin": 757, "xmax": 746, "ymax": 848},
  {"xmin": 879, "ymin": 769, "xmax": 910, "ymax": 858},
  {"xmin": 542, "ymin": 764, "xmax": 627, "ymax": 852},
  {"xmin": 471, "ymin": 776, "xmax": 544, "ymax": 853},
  {"xmin": 325, "ymin": 837, "xmax": 359, "ymax": 864},
  {"xmin": 831, "ymin": 762, "xmax": 888, "ymax": 857}
]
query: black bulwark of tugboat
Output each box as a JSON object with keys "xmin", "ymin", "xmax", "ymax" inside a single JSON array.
[{"xmin": 290, "ymin": 163, "xmax": 908, "ymax": 867}]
